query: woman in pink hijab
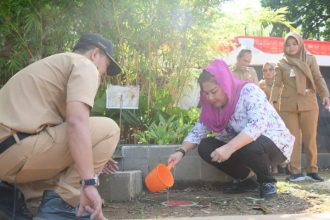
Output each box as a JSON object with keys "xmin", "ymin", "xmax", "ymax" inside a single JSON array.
[{"xmin": 168, "ymin": 59, "xmax": 294, "ymax": 199}]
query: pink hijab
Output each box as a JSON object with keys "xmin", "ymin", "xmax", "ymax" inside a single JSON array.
[{"xmin": 199, "ymin": 59, "xmax": 248, "ymax": 132}]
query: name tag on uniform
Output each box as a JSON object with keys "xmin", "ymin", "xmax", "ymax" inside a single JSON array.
[{"xmin": 289, "ymin": 69, "xmax": 296, "ymax": 77}]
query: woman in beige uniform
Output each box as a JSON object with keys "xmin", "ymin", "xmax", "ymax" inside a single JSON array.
[
  {"xmin": 270, "ymin": 32, "xmax": 330, "ymax": 182},
  {"xmin": 259, "ymin": 62, "xmax": 276, "ymax": 100},
  {"xmin": 259, "ymin": 61, "xmax": 284, "ymax": 174}
]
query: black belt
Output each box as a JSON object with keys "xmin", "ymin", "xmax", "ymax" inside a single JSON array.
[{"xmin": 0, "ymin": 132, "xmax": 31, "ymax": 154}]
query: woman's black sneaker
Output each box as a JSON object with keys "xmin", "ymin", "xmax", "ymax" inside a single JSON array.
[
  {"xmin": 223, "ymin": 176, "xmax": 259, "ymax": 194},
  {"xmin": 260, "ymin": 182, "xmax": 277, "ymax": 199},
  {"xmin": 306, "ymin": 173, "xmax": 324, "ymax": 182}
]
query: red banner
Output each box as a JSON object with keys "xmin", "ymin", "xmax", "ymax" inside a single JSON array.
[{"xmin": 220, "ymin": 36, "xmax": 330, "ymax": 56}]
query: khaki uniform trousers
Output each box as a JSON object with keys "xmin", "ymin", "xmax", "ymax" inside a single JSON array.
[
  {"xmin": 0, "ymin": 117, "xmax": 120, "ymax": 207},
  {"xmin": 280, "ymin": 109, "xmax": 319, "ymax": 174}
]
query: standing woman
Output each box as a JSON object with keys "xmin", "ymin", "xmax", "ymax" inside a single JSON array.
[
  {"xmin": 259, "ymin": 62, "xmax": 279, "ymax": 111},
  {"xmin": 259, "ymin": 62, "xmax": 280, "ymax": 174},
  {"xmin": 270, "ymin": 32, "xmax": 330, "ymax": 182},
  {"xmin": 168, "ymin": 59, "xmax": 294, "ymax": 199},
  {"xmin": 259, "ymin": 62, "xmax": 276, "ymax": 100}
]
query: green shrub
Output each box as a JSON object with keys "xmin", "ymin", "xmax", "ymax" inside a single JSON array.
[{"xmin": 134, "ymin": 111, "xmax": 198, "ymax": 144}]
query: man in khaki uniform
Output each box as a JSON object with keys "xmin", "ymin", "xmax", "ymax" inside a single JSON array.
[
  {"xmin": 271, "ymin": 32, "xmax": 330, "ymax": 182},
  {"xmin": 231, "ymin": 49, "xmax": 259, "ymax": 84},
  {"xmin": 0, "ymin": 33, "xmax": 121, "ymax": 220}
]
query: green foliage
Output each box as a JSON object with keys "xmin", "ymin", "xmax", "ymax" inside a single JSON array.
[
  {"xmin": 0, "ymin": 0, "xmax": 223, "ymax": 103},
  {"xmin": 261, "ymin": 0, "xmax": 330, "ymax": 40},
  {"xmin": 0, "ymin": 0, "xmax": 300, "ymax": 144},
  {"xmin": 0, "ymin": 0, "xmax": 82, "ymax": 85},
  {"xmin": 133, "ymin": 110, "xmax": 199, "ymax": 144},
  {"xmin": 92, "ymin": 86, "xmax": 199, "ymax": 144},
  {"xmin": 216, "ymin": 2, "xmax": 297, "ymax": 39},
  {"xmin": 106, "ymin": 0, "xmax": 225, "ymax": 111}
]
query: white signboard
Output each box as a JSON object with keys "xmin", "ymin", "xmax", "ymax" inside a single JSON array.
[{"xmin": 106, "ymin": 85, "xmax": 139, "ymax": 109}]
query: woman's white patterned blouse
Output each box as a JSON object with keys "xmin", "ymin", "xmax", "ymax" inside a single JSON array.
[{"xmin": 184, "ymin": 83, "xmax": 294, "ymax": 160}]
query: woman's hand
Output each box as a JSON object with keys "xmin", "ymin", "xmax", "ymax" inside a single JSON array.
[
  {"xmin": 211, "ymin": 132, "xmax": 253, "ymax": 163},
  {"xmin": 210, "ymin": 144, "xmax": 233, "ymax": 163},
  {"xmin": 322, "ymin": 97, "xmax": 330, "ymax": 110},
  {"xmin": 168, "ymin": 151, "xmax": 184, "ymax": 166}
]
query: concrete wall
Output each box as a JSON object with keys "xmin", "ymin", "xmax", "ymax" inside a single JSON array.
[
  {"xmin": 101, "ymin": 145, "xmax": 330, "ymax": 201},
  {"xmin": 118, "ymin": 145, "xmax": 233, "ymax": 186},
  {"xmin": 118, "ymin": 145, "xmax": 330, "ymax": 185}
]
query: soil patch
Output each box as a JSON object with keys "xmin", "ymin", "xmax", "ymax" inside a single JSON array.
[{"xmin": 104, "ymin": 170, "xmax": 330, "ymax": 219}]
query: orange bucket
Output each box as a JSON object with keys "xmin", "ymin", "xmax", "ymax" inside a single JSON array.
[{"xmin": 145, "ymin": 162, "xmax": 174, "ymax": 192}]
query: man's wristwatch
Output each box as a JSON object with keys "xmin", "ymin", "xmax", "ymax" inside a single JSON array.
[{"xmin": 80, "ymin": 176, "xmax": 100, "ymax": 187}]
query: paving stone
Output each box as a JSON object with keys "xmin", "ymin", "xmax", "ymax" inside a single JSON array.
[{"xmin": 99, "ymin": 170, "xmax": 142, "ymax": 202}]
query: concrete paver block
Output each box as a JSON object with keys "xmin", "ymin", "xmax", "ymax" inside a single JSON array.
[
  {"xmin": 99, "ymin": 170, "xmax": 142, "ymax": 202},
  {"xmin": 121, "ymin": 145, "xmax": 149, "ymax": 158},
  {"xmin": 120, "ymin": 158, "xmax": 149, "ymax": 176},
  {"xmin": 173, "ymin": 155, "xmax": 202, "ymax": 181},
  {"xmin": 200, "ymin": 159, "xmax": 232, "ymax": 182},
  {"xmin": 148, "ymin": 145, "xmax": 178, "ymax": 156}
]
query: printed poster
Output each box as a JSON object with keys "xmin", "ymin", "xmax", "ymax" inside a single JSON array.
[{"xmin": 106, "ymin": 85, "xmax": 139, "ymax": 109}]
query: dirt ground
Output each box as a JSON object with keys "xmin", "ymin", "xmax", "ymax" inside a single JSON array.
[{"xmin": 103, "ymin": 169, "xmax": 330, "ymax": 219}]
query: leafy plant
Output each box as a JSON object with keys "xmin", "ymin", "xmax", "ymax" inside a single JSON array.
[
  {"xmin": 261, "ymin": 0, "xmax": 330, "ymax": 40},
  {"xmin": 1, "ymin": 0, "xmax": 303, "ymax": 144},
  {"xmin": 133, "ymin": 111, "xmax": 198, "ymax": 144}
]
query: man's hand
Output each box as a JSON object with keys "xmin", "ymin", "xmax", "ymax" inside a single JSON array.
[
  {"xmin": 102, "ymin": 159, "xmax": 119, "ymax": 175},
  {"xmin": 77, "ymin": 186, "xmax": 107, "ymax": 220}
]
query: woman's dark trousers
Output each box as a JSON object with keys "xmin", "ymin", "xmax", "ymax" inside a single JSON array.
[{"xmin": 198, "ymin": 135, "xmax": 286, "ymax": 183}]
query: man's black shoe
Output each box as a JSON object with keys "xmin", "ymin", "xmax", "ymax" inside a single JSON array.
[
  {"xmin": 0, "ymin": 181, "xmax": 33, "ymax": 220},
  {"xmin": 34, "ymin": 190, "xmax": 90, "ymax": 220},
  {"xmin": 223, "ymin": 176, "xmax": 259, "ymax": 194}
]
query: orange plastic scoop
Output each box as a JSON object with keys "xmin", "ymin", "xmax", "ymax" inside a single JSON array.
[{"xmin": 145, "ymin": 162, "xmax": 174, "ymax": 192}]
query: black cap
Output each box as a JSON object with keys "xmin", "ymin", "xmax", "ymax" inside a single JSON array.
[{"xmin": 74, "ymin": 33, "xmax": 122, "ymax": 76}]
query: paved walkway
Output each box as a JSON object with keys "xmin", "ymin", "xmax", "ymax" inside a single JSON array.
[{"xmin": 140, "ymin": 212, "xmax": 330, "ymax": 220}]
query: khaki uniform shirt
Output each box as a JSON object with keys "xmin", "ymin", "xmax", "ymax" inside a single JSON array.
[
  {"xmin": 258, "ymin": 79, "xmax": 271, "ymax": 100},
  {"xmin": 259, "ymin": 79, "xmax": 280, "ymax": 111},
  {"xmin": 270, "ymin": 54, "xmax": 329, "ymax": 112},
  {"xmin": 0, "ymin": 52, "xmax": 100, "ymax": 142},
  {"xmin": 231, "ymin": 65, "xmax": 259, "ymax": 84}
]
